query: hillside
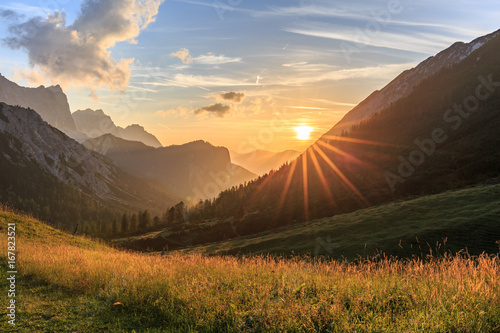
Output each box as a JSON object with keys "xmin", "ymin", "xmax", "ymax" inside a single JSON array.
[
  {"xmin": 320, "ymin": 29, "xmax": 500, "ymax": 137},
  {"xmin": 169, "ymin": 182, "xmax": 500, "ymax": 259},
  {"xmin": 0, "ymin": 103, "xmax": 177, "ymax": 229},
  {"xmin": 2, "ymin": 204, "xmax": 500, "ymax": 332},
  {"xmin": 116, "ymin": 182, "xmax": 500, "ymax": 258}
]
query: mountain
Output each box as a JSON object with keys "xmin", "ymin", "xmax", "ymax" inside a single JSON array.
[
  {"xmin": 230, "ymin": 149, "xmax": 301, "ymax": 176},
  {"xmin": 0, "ymin": 102, "xmax": 177, "ymax": 227},
  {"xmin": 0, "ymin": 73, "xmax": 83, "ymax": 139},
  {"xmin": 72, "ymin": 108, "xmax": 163, "ymax": 147},
  {"xmin": 144, "ymin": 29, "xmax": 500, "ymax": 244},
  {"xmin": 321, "ymin": 29, "xmax": 500, "ymax": 138},
  {"xmin": 83, "ymin": 134, "xmax": 257, "ymax": 202}
]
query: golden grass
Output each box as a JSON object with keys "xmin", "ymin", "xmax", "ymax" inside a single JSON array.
[{"xmin": 2, "ymin": 207, "xmax": 500, "ymax": 332}]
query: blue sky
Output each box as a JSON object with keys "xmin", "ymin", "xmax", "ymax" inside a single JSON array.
[{"xmin": 0, "ymin": 0, "xmax": 499, "ymax": 152}]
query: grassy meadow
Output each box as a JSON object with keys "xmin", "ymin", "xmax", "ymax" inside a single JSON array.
[{"xmin": 2, "ymin": 198, "xmax": 500, "ymax": 332}]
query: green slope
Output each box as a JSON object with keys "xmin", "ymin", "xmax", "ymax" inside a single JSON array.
[
  {"xmin": 174, "ymin": 182, "xmax": 500, "ymax": 259},
  {"xmin": 2, "ymin": 203, "xmax": 500, "ymax": 332}
]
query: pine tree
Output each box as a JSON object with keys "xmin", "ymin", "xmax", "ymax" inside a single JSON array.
[
  {"xmin": 153, "ymin": 216, "xmax": 160, "ymax": 227},
  {"xmin": 121, "ymin": 213, "xmax": 129, "ymax": 234},
  {"xmin": 140, "ymin": 210, "xmax": 151, "ymax": 230},
  {"xmin": 130, "ymin": 214, "xmax": 138, "ymax": 233},
  {"xmin": 112, "ymin": 218, "xmax": 118, "ymax": 235}
]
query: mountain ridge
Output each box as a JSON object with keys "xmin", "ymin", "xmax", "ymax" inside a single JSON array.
[
  {"xmin": 84, "ymin": 134, "xmax": 257, "ymax": 202},
  {"xmin": 0, "ymin": 73, "xmax": 79, "ymax": 138},
  {"xmin": 72, "ymin": 108, "xmax": 163, "ymax": 148},
  {"xmin": 321, "ymin": 28, "xmax": 500, "ymax": 139},
  {"xmin": 0, "ymin": 102, "xmax": 177, "ymax": 225}
]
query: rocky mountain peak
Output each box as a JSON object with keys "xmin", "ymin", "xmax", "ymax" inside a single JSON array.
[
  {"xmin": 72, "ymin": 108, "xmax": 163, "ymax": 148},
  {"xmin": 0, "ymin": 74, "xmax": 77, "ymax": 134},
  {"xmin": 322, "ymin": 29, "xmax": 500, "ymax": 138}
]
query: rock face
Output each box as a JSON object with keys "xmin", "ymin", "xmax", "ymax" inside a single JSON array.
[
  {"xmin": 321, "ymin": 29, "xmax": 500, "ymax": 138},
  {"xmin": 0, "ymin": 74, "xmax": 78, "ymax": 136},
  {"xmin": 84, "ymin": 135, "xmax": 257, "ymax": 202},
  {"xmin": 73, "ymin": 108, "xmax": 163, "ymax": 148},
  {"xmin": 0, "ymin": 102, "xmax": 176, "ymax": 209}
]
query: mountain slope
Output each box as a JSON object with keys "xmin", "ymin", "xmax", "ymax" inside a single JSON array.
[
  {"xmin": 84, "ymin": 135, "xmax": 257, "ymax": 202},
  {"xmin": 321, "ymin": 29, "xmax": 500, "ymax": 138},
  {"xmin": 0, "ymin": 74, "xmax": 80, "ymax": 139},
  {"xmin": 73, "ymin": 108, "xmax": 163, "ymax": 147},
  {"xmin": 0, "ymin": 102, "xmax": 177, "ymax": 226},
  {"xmin": 230, "ymin": 149, "xmax": 301, "ymax": 176},
  {"xmin": 153, "ymin": 29, "xmax": 500, "ymax": 240},
  {"xmin": 169, "ymin": 182, "xmax": 500, "ymax": 258}
]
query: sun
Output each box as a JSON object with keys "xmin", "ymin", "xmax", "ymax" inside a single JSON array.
[{"xmin": 294, "ymin": 126, "xmax": 313, "ymax": 140}]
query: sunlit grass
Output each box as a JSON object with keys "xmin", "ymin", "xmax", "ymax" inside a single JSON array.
[{"xmin": 1, "ymin": 207, "xmax": 500, "ymax": 332}]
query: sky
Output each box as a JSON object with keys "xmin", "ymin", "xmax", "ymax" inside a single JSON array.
[{"xmin": 0, "ymin": 0, "xmax": 499, "ymax": 153}]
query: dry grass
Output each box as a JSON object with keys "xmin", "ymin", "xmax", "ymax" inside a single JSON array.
[{"xmin": 2, "ymin": 207, "xmax": 500, "ymax": 332}]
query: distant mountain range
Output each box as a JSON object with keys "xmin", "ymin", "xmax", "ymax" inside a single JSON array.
[
  {"xmin": 0, "ymin": 75, "xmax": 258, "ymax": 224},
  {"xmin": 0, "ymin": 102, "xmax": 177, "ymax": 226},
  {"xmin": 0, "ymin": 74, "xmax": 163, "ymax": 148},
  {"xmin": 84, "ymin": 135, "xmax": 256, "ymax": 202},
  {"xmin": 73, "ymin": 108, "xmax": 163, "ymax": 148},
  {"xmin": 230, "ymin": 149, "xmax": 300, "ymax": 176}
]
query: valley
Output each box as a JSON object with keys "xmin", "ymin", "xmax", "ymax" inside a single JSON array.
[{"xmin": 0, "ymin": 3, "xmax": 499, "ymax": 331}]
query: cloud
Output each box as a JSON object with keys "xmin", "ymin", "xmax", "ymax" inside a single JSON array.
[
  {"xmin": 0, "ymin": 9, "xmax": 23, "ymax": 20},
  {"xmin": 217, "ymin": 91, "xmax": 245, "ymax": 103},
  {"xmin": 283, "ymin": 26, "xmax": 455, "ymax": 55},
  {"xmin": 2, "ymin": 0, "xmax": 164, "ymax": 94},
  {"xmin": 140, "ymin": 73, "xmax": 253, "ymax": 87},
  {"xmin": 171, "ymin": 48, "xmax": 192, "ymax": 64},
  {"xmin": 12, "ymin": 67, "xmax": 45, "ymax": 86},
  {"xmin": 156, "ymin": 107, "xmax": 189, "ymax": 118},
  {"xmin": 193, "ymin": 53, "xmax": 242, "ymax": 65},
  {"xmin": 194, "ymin": 103, "xmax": 231, "ymax": 117},
  {"xmin": 170, "ymin": 49, "xmax": 242, "ymax": 65}
]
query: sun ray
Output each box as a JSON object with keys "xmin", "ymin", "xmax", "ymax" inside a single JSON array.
[
  {"xmin": 322, "ymin": 135, "xmax": 408, "ymax": 148},
  {"xmin": 248, "ymin": 169, "xmax": 275, "ymax": 203},
  {"xmin": 316, "ymin": 139, "xmax": 375, "ymax": 168},
  {"xmin": 312, "ymin": 144, "xmax": 370, "ymax": 206},
  {"xmin": 308, "ymin": 147, "xmax": 336, "ymax": 206},
  {"xmin": 302, "ymin": 152, "xmax": 309, "ymax": 222},
  {"xmin": 275, "ymin": 158, "xmax": 298, "ymax": 217}
]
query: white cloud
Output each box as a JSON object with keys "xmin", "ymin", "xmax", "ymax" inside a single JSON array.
[
  {"xmin": 171, "ymin": 48, "xmax": 192, "ymax": 64},
  {"xmin": 193, "ymin": 53, "xmax": 242, "ymax": 65},
  {"xmin": 3, "ymin": 0, "xmax": 164, "ymax": 94},
  {"xmin": 140, "ymin": 73, "xmax": 253, "ymax": 88},
  {"xmin": 170, "ymin": 49, "xmax": 242, "ymax": 65}
]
